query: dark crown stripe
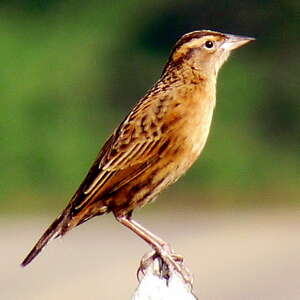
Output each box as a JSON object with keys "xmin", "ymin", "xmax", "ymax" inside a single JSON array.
[
  {"xmin": 172, "ymin": 30, "xmax": 225, "ymax": 54},
  {"xmin": 161, "ymin": 30, "xmax": 226, "ymax": 74}
]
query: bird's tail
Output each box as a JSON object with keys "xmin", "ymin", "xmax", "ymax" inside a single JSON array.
[{"xmin": 21, "ymin": 207, "xmax": 71, "ymax": 267}]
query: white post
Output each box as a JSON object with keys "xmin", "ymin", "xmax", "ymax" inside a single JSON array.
[{"xmin": 131, "ymin": 257, "xmax": 198, "ymax": 300}]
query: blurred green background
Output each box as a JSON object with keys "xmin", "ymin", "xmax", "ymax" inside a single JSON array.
[{"xmin": 1, "ymin": 0, "xmax": 299, "ymax": 214}]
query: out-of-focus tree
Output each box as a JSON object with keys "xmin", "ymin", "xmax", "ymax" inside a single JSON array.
[{"xmin": 1, "ymin": 0, "xmax": 299, "ymax": 212}]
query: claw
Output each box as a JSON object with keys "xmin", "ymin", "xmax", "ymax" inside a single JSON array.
[
  {"xmin": 137, "ymin": 250, "xmax": 158, "ymax": 281},
  {"xmin": 137, "ymin": 249, "xmax": 193, "ymax": 287}
]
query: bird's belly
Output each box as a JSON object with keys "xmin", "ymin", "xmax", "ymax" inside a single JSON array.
[{"xmin": 112, "ymin": 98, "xmax": 215, "ymax": 215}]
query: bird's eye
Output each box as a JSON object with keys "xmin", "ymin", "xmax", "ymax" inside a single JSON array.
[{"xmin": 204, "ymin": 40, "xmax": 214, "ymax": 49}]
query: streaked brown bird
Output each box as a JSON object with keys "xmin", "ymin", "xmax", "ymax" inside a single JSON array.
[{"xmin": 21, "ymin": 30, "xmax": 254, "ymax": 282}]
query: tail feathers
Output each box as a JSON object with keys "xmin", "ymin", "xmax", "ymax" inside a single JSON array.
[{"xmin": 21, "ymin": 212, "xmax": 70, "ymax": 267}]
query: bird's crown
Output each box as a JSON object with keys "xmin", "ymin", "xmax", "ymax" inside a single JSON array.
[{"xmin": 163, "ymin": 30, "xmax": 254, "ymax": 75}]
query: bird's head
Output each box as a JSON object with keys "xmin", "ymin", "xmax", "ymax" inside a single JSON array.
[{"xmin": 164, "ymin": 30, "xmax": 254, "ymax": 78}]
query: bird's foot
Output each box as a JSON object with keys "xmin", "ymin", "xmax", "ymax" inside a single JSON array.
[{"xmin": 137, "ymin": 247, "xmax": 193, "ymax": 287}]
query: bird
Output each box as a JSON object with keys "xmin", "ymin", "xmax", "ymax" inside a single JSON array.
[{"xmin": 21, "ymin": 29, "xmax": 254, "ymax": 282}]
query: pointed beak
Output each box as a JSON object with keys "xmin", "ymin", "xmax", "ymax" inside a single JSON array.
[{"xmin": 221, "ymin": 34, "xmax": 255, "ymax": 51}]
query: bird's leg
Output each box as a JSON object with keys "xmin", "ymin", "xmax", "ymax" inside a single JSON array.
[
  {"xmin": 116, "ymin": 215, "xmax": 192, "ymax": 285},
  {"xmin": 127, "ymin": 218, "xmax": 174, "ymax": 251},
  {"xmin": 116, "ymin": 215, "xmax": 180, "ymax": 260},
  {"xmin": 124, "ymin": 218, "xmax": 184, "ymax": 274}
]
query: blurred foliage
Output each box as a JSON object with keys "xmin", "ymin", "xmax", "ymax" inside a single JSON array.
[{"xmin": 0, "ymin": 0, "xmax": 299, "ymax": 213}]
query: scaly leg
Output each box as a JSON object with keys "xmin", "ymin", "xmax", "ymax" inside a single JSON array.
[{"xmin": 116, "ymin": 215, "xmax": 192, "ymax": 285}]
